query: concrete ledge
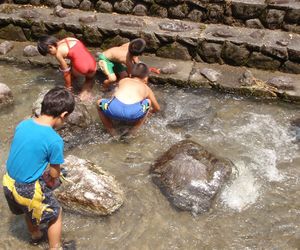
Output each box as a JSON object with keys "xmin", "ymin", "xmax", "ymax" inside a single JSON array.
[
  {"xmin": 1, "ymin": 39, "xmax": 299, "ymax": 103},
  {"xmin": 0, "ymin": 4, "xmax": 300, "ymax": 74}
]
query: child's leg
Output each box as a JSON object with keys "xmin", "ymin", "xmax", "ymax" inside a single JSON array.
[
  {"xmin": 25, "ymin": 215, "xmax": 43, "ymax": 239},
  {"xmin": 96, "ymin": 99, "xmax": 117, "ymax": 136},
  {"xmin": 48, "ymin": 208, "xmax": 62, "ymax": 249},
  {"xmin": 103, "ymin": 73, "xmax": 117, "ymax": 89},
  {"xmin": 98, "ymin": 60, "xmax": 117, "ymax": 89},
  {"xmin": 80, "ymin": 71, "xmax": 96, "ymax": 101}
]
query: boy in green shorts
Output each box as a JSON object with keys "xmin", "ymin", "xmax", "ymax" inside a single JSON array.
[
  {"xmin": 3, "ymin": 87, "xmax": 75, "ymax": 250},
  {"xmin": 98, "ymin": 38, "xmax": 146, "ymax": 90}
]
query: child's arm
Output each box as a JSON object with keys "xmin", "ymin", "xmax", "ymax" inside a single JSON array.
[
  {"xmin": 126, "ymin": 55, "xmax": 139, "ymax": 77},
  {"xmin": 147, "ymin": 87, "xmax": 160, "ymax": 113},
  {"xmin": 56, "ymin": 54, "xmax": 72, "ymax": 89}
]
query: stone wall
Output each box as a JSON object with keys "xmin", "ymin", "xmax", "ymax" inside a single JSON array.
[
  {"xmin": 0, "ymin": 5, "xmax": 299, "ymax": 73},
  {"xmin": 8, "ymin": 0, "xmax": 300, "ymax": 34}
]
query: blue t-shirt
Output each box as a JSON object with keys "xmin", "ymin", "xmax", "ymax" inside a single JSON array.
[{"xmin": 6, "ymin": 118, "xmax": 64, "ymax": 183}]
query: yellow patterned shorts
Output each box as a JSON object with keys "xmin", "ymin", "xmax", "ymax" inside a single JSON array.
[{"xmin": 3, "ymin": 173, "xmax": 60, "ymax": 226}]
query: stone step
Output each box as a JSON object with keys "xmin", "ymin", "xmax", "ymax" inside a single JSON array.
[
  {"xmin": 0, "ymin": 39, "xmax": 299, "ymax": 103},
  {"xmin": 0, "ymin": 4, "xmax": 300, "ymax": 74},
  {"xmin": 7, "ymin": 0, "xmax": 300, "ymax": 34}
]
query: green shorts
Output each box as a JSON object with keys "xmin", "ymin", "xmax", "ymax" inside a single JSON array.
[{"xmin": 98, "ymin": 54, "xmax": 127, "ymax": 75}]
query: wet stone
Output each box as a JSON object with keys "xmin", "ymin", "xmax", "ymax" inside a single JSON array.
[
  {"xmin": 0, "ymin": 41, "xmax": 13, "ymax": 55},
  {"xmin": 198, "ymin": 42, "xmax": 223, "ymax": 64},
  {"xmin": 0, "ymin": 83, "xmax": 13, "ymax": 107},
  {"xmin": 261, "ymin": 9, "xmax": 285, "ymax": 29},
  {"xmin": 55, "ymin": 155, "xmax": 124, "ymax": 216},
  {"xmin": 23, "ymin": 45, "xmax": 39, "ymax": 57},
  {"xmin": 239, "ymin": 69, "xmax": 255, "ymax": 86},
  {"xmin": 79, "ymin": 15, "xmax": 97, "ymax": 23},
  {"xmin": 150, "ymin": 140, "xmax": 232, "ymax": 215},
  {"xmin": 283, "ymin": 61, "xmax": 300, "ymax": 74},
  {"xmin": 160, "ymin": 62, "xmax": 178, "ymax": 74},
  {"xmin": 266, "ymin": 76, "xmax": 295, "ymax": 90},
  {"xmin": 158, "ymin": 21, "xmax": 194, "ymax": 32},
  {"xmin": 53, "ymin": 5, "xmax": 68, "ymax": 18},
  {"xmin": 156, "ymin": 42, "xmax": 191, "ymax": 61},
  {"xmin": 189, "ymin": 68, "xmax": 210, "ymax": 87},
  {"xmin": 45, "ymin": 0, "xmax": 61, "ymax": 7},
  {"xmin": 115, "ymin": 17, "xmax": 145, "ymax": 27},
  {"xmin": 79, "ymin": 0, "xmax": 92, "ymax": 11},
  {"xmin": 149, "ymin": 4, "xmax": 168, "ymax": 18},
  {"xmin": 221, "ymin": 42, "xmax": 250, "ymax": 66},
  {"xmin": 168, "ymin": 4, "xmax": 189, "ymax": 19},
  {"xmin": 261, "ymin": 45, "xmax": 288, "ymax": 60},
  {"xmin": 19, "ymin": 9, "xmax": 40, "ymax": 19},
  {"xmin": 232, "ymin": 2, "xmax": 266, "ymax": 20},
  {"xmin": 247, "ymin": 52, "xmax": 281, "ymax": 70},
  {"xmin": 187, "ymin": 9, "xmax": 203, "ymax": 22},
  {"xmin": 200, "ymin": 68, "xmax": 221, "ymax": 82}
]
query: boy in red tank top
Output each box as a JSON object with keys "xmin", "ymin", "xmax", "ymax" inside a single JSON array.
[{"xmin": 37, "ymin": 35, "xmax": 97, "ymax": 101}]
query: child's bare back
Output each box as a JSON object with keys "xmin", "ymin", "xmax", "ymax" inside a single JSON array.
[{"xmin": 103, "ymin": 43, "xmax": 129, "ymax": 64}]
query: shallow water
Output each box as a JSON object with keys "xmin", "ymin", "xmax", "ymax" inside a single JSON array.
[{"xmin": 0, "ymin": 63, "xmax": 299, "ymax": 250}]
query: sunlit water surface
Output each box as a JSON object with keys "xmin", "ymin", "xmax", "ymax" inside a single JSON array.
[{"xmin": 0, "ymin": 63, "xmax": 299, "ymax": 250}]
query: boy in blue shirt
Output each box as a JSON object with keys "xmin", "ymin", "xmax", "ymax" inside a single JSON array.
[{"xmin": 3, "ymin": 87, "xmax": 75, "ymax": 249}]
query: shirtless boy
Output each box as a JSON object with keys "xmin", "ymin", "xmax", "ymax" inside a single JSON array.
[
  {"xmin": 96, "ymin": 63, "xmax": 160, "ymax": 136},
  {"xmin": 37, "ymin": 36, "xmax": 97, "ymax": 101},
  {"xmin": 98, "ymin": 38, "xmax": 146, "ymax": 89}
]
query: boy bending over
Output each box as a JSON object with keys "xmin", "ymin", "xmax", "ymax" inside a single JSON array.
[
  {"xmin": 37, "ymin": 36, "xmax": 96, "ymax": 101},
  {"xmin": 97, "ymin": 63, "xmax": 160, "ymax": 136},
  {"xmin": 3, "ymin": 87, "xmax": 75, "ymax": 250},
  {"xmin": 98, "ymin": 38, "xmax": 146, "ymax": 90}
]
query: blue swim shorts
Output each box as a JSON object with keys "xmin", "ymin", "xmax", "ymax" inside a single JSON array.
[
  {"xmin": 99, "ymin": 97, "xmax": 150, "ymax": 121},
  {"xmin": 3, "ymin": 173, "xmax": 61, "ymax": 226}
]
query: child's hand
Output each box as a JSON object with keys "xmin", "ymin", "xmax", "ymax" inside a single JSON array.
[{"xmin": 42, "ymin": 170, "xmax": 61, "ymax": 190}]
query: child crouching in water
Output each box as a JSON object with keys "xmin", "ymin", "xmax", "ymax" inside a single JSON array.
[
  {"xmin": 3, "ymin": 87, "xmax": 75, "ymax": 249},
  {"xmin": 97, "ymin": 63, "xmax": 160, "ymax": 136},
  {"xmin": 37, "ymin": 36, "xmax": 96, "ymax": 101}
]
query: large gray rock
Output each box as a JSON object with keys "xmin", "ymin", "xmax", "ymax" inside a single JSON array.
[
  {"xmin": 61, "ymin": 0, "xmax": 80, "ymax": 8},
  {"xmin": 157, "ymin": 42, "xmax": 191, "ymax": 61},
  {"xmin": 260, "ymin": 9, "xmax": 285, "ymax": 29},
  {"xmin": 96, "ymin": 0, "xmax": 113, "ymax": 13},
  {"xmin": 53, "ymin": 5, "xmax": 68, "ymax": 18},
  {"xmin": 133, "ymin": 4, "xmax": 147, "ymax": 16},
  {"xmin": 168, "ymin": 4, "xmax": 189, "ymax": 19},
  {"xmin": 55, "ymin": 155, "xmax": 124, "ymax": 216},
  {"xmin": 150, "ymin": 140, "xmax": 232, "ymax": 214},
  {"xmin": 231, "ymin": 2, "xmax": 265, "ymax": 20},
  {"xmin": 266, "ymin": 76, "xmax": 295, "ymax": 90},
  {"xmin": 247, "ymin": 52, "xmax": 281, "ymax": 71},
  {"xmin": 114, "ymin": 0, "xmax": 134, "ymax": 14},
  {"xmin": 187, "ymin": 9, "xmax": 203, "ymax": 22},
  {"xmin": 221, "ymin": 41, "xmax": 250, "ymax": 66},
  {"xmin": 0, "ymin": 41, "xmax": 13, "ymax": 55},
  {"xmin": 0, "ymin": 83, "xmax": 13, "ymax": 107},
  {"xmin": 198, "ymin": 41, "xmax": 223, "ymax": 64}
]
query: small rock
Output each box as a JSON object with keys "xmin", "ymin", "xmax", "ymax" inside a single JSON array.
[
  {"xmin": 0, "ymin": 41, "xmax": 13, "ymax": 55},
  {"xmin": 239, "ymin": 69, "xmax": 255, "ymax": 86},
  {"xmin": 95, "ymin": 0, "xmax": 113, "ymax": 13},
  {"xmin": 250, "ymin": 30, "xmax": 265, "ymax": 39},
  {"xmin": 0, "ymin": 83, "xmax": 13, "ymax": 107},
  {"xmin": 114, "ymin": 0, "xmax": 134, "ymax": 14},
  {"xmin": 53, "ymin": 6, "xmax": 68, "ymax": 18},
  {"xmin": 79, "ymin": 15, "xmax": 97, "ymax": 23},
  {"xmin": 212, "ymin": 28, "xmax": 234, "ymax": 38},
  {"xmin": 276, "ymin": 40, "xmax": 289, "ymax": 47},
  {"xmin": 200, "ymin": 68, "xmax": 221, "ymax": 82},
  {"xmin": 23, "ymin": 45, "xmax": 39, "ymax": 57},
  {"xmin": 132, "ymin": 4, "xmax": 147, "ymax": 16},
  {"xmin": 62, "ymin": 0, "xmax": 80, "ymax": 8},
  {"xmin": 79, "ymin": 0, "xmax": 92, "ymax": 11},
  {"xmin": 160, "ymin": 62, "xmax": 178, "ymax": 74},
  {"xmin": 55, "ymin": 155, "xmax": 124, "ymax": 216},
  {"xmin": 19, "ymin": 9, "xmax": 40, "ymax": 19},
  {"xmin": 266, "ymin": 76, "xmax": 295, "ymax": 90},
  {"xmin": 158, "ymin": 21, "xmax": 193, "ymax": 32},
  {"xmin": 245, "ymin": 19, "xmax": 264, "ymax": 29}
]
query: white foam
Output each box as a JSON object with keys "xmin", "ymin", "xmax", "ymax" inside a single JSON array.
[{"xmin": 221, "ymin": 161, "xmax": 261, "ymax": 211}]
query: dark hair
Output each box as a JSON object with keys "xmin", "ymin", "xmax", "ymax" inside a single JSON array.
[
  {"xmin": 41, "ymin": 86, "xmax": 75, "ymax": 117},
  {"xmin": 128, "ymin": 38, "xmax": 146, "ymax": 56},
  {"xmin": 131, "ymin": 63, "xmax": 149, "ymax": 79},
  {"xmin": 37, "ymin": 35, "xmax": 58, "ymax": 56}
]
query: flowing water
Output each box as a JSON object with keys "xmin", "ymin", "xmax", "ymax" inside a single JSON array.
[{"xmin": 0, "ymin": 62, "xmax": 299, "ymax": 250}]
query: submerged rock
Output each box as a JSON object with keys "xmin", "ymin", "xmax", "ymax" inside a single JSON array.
[
  {"xmin": 150, "ymin": 140, "xmax": 232, "ymax": 214},
  {"xmin": 55, "ymin": 155, "xmax": 124, "ymax": 216},
  {"xmin": 0, "ymin": 41, "xmax": 14, "ymax": 55},
  {"xmin": 0, "ymin": 83, "xmax": 13, "ymax": 107}
]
